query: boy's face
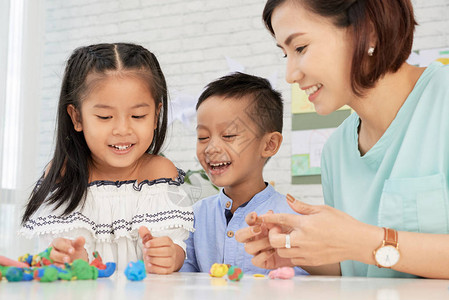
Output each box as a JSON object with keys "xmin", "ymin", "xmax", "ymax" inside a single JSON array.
[{"xmin": 196, "ymin": 96, "xmax": 267, "ymax": 190}]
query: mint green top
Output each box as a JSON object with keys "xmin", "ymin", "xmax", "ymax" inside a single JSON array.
[{"xmin": 321, "ymin": 62, "xmax": 449, "ymax": 277}]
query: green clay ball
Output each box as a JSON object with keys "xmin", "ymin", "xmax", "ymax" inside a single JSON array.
[
  {"xmin": 5, "ymin": 267, "xmax": 23, "ymax": 282},
  {"xmin": 40, "ymin": 267, "xmax": 59, "ymax": 282},
  {"xmin": 227, "ymin": 266, "xmax": 244, "ymax": 282},
  {"xmin": 71, "ymin": 259, "xmax": 98, "ymax": 280}
]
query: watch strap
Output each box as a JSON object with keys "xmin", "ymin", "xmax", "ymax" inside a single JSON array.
[{"xmin": 384, "ymin": 227, "xmax": 398, "ymax": 247}]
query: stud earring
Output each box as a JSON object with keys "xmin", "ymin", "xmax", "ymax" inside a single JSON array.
[{"xmin": 368, "ymin": 47, "xmax": 375, "ymax": 56}]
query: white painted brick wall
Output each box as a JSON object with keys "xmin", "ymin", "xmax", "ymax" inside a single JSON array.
[{"xmin": 38, "ymin": 0, "xmax": 449, "ymax": 205}]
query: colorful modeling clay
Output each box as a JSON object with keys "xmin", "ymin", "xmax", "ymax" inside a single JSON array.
[
  {"xmin": 209, "ymin": 263, "xmax": 229, "ymax": 278},
  {"xmin": 227, "ymin": 266, "xmax": 243, "ymax": 281},
  {"xmin": 0, "ymin": 250, "xmax": 114, "ymax": 282},
  {"xmin": 5, "ymin": 267, "xmax": 23, "ymax": 282},
  {"xmin": 268, "ymin": 267, "xmax": 295, "ymax": 279},
  {"xmin": 71, "ymin": 259, "xmax": 99, "ymax": 280},
  {"xmin": 124, "ymin": 260, "xmax": 146, "ymax": 281}
]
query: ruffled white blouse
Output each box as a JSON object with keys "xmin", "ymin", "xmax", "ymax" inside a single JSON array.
[{"xmin": 20, "ymin": 170, "xmax": 194, "ymax": 273}]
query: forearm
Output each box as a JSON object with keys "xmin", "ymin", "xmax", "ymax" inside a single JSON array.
[
  {"xmin": 174, "ymin": 244, "xmax": 186, "ymax": 272},
  {"xmin": 353, "ymin": 225, "xmax": 449, "ymax": 279},
  {"xmin": 302, "ymin": 263, "xmax": 341, "ymax": 276}
]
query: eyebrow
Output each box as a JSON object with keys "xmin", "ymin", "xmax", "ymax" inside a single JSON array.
[
  {"xmin": 276, "ymin": 32, "xmax": 305, "ymax": 48},
  {"xmin": 93, "ymin": 103, "xmax": 150, "ymax": 109}
]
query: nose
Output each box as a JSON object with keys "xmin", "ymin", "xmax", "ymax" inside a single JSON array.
[
  {"xmin": 204, "ymin": 139, "xmax": 222, "ymax": 155},
  {"xmin": 285, "ymin": 57, "xmax": 304, "ymax": 85},
  {"xmin": 112, "ymin": 117, "xmax": 132, "ymax": 136}
]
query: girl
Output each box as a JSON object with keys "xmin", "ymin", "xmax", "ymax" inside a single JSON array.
[
  {"xmin": 237, "ymin": 0, "xmax": 449, "ymax": 279},
  {"xmin": 20, "ymin": 43, "xmax": 194, "ymax": 274}
]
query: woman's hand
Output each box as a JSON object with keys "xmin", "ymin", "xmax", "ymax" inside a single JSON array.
[
  {"xmin": 235, "ymin": 211, "xmax": 294, "ymax": 269},
  {"xmin": 261, "ymin": 194, "xmax": 371, "ymax": 267},
  {"xmin": 50, "ymin": 236, "xmax": 88, "ymax": 266},
  {"xmin": 139, "ymin": 226, "xmax": 184, "ymax": 275}
]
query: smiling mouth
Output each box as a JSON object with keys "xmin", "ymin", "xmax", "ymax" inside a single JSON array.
[
  {"xmin": 109, "ymin": 144, "xmax": 133, "ymax": 151},
  {"xmin": 304, "ymin": 83, "xmax": 323, "ymax": 96},
  {"xmin": 208, "ymin": 161, "xmax": 231, "ymax": 169}
]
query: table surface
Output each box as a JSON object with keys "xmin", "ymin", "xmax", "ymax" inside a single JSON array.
[{"xmin": 1, "ymin": 272, "xmax": 449, "ymax": 300}]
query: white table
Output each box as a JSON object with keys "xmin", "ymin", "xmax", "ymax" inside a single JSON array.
[{"xmin": 1, "ymin": 272, "xmax": 449, "ymax": 300}]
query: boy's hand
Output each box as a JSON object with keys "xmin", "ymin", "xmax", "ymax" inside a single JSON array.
[
  {"xmin": 235, "ymin": 211, "xmax": 294, "ymax": 270},
  {"xmin": 50, "ymin": 236, "xmax": 88, "ymax": 266},
  {"xmin": 139, "ymin": 226, "xmax": 184, "ymax": 275}
]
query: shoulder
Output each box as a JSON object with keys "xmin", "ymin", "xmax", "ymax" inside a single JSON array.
[
  {"xmin": 139, "ymin": 154, "xmax": 179, "ymax": 181},
  {"xmin": 192, "ymin": 193, "xmax": 220, "ymax": 213},
  {"xmin": 420, "ymin": 63, "xmax": 449, "ymax": 93}
]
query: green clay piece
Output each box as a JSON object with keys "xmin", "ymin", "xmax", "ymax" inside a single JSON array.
[
  {"xmin": 38, "ymin": 247, "xmax": 53, "ymax": 262},
  {"xmin": 58, "ymin": 268, "xmax": 73, "ymax": 281},
  {"xmin": 5, "ymin": 267, "xmax": 23, "ymax": 282},
  {"xmin": 71, "ymin": 259, "xmax": 98, "ymax": 280},
  {"xmin": 40, "ymin": 267, "xmax": 59, "ymax": 282}
]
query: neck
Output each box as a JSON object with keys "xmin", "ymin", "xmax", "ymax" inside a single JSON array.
[
  {"xmin": 223, "ymin": 175, "xmax": 267, "ymax": 214},
  {"xmin": 88, "ymin": 158, "xmax": 142, "ymax": 182},
  {"xmin": 349, "ymin": 63, "xmax": 425, "ymax": 155}
]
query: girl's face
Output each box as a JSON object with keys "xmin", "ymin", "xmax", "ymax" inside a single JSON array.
[
  {"xmin": 68, "ymin": 74, "xmax": 160, "ymax": 178},
  {"xmin": 271, "ymin": 1, "xmax": 355, "ymax": 115}
]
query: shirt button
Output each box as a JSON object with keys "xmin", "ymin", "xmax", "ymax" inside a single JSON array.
[
  {"xmin": 227, "ymin": 231, "xmax": 234, "ymax": 238},
  {"xmin": 225, "ymin": 201, "xmax": 231, "ymax": 209}
]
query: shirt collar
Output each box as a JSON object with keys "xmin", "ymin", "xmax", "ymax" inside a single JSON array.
[{"xmin": 219, "ymin": 183, "xmax": 274, "ymax": 211}]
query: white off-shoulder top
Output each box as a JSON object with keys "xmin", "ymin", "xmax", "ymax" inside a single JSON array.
[{"xmin": 20, "ymin": 169, "xmax": 194, "ymax": 273}]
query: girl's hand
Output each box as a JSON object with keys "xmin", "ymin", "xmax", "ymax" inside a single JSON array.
[
  {"xmin": 139, "ymin": 226, "xmax": 184, "ymax": 274},
  {"xmin": 50, "ymin": 236, "xmax": 88, "ymax": 266},
  {"xmin": 235, "ymin": 211, "xmax": 295, "ymax": 270},
  {"xmin": 261, "ymin": 194, "xmax": 370, "ymax": 267}
]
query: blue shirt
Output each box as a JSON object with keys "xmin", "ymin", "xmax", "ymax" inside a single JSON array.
[
  {"xmin": 180, "ymin": 184, "xmax": 308, "ymax": 275},
  {"xmin": 321, "ymin": 62, "xmax": 449, "ymax": 277}
]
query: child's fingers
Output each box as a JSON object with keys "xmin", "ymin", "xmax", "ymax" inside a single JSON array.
[
  {"xmin": 235, "ymin": 226, "xmax": 262, "ymax": 243},
  {"xmin": 52, "ymin": 237, "xmax": 75, "ymax": 255},
  {"xmin": 251, "ymin": 249, "xmax": 275, "ymax": 269},
  {"xmin": 144, "ymin": 246, "xmax": 174, "ymax": 257},
  {"xmin": 146, "ymin": 263, "xmax": 173, "ymax": 275},
  {"xmin": 244, "ymin": 237, "xmax": 272, "ymax": 256},
  {"xmin": 49, "ymin": 248, "xmax": 71, "ymax": 264},
  {"xmin": 138, "ymin": 226, "xmax": 153, "ymax": 245},
  {"xmin": 145, "ymin": 256, "xmax": 175, "ymax": 268},
  {"xmin": 145, "ymin": 236, "xmax": 172, "ymax": 248},
  {"xmin": 72, "ymin": 236, "xmax": 86, "ymax": 250}
]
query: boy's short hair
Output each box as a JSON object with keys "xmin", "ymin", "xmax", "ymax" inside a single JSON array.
[{"xmin": 196, "ymin": 72, "xmax": 283, "ymax": 135}]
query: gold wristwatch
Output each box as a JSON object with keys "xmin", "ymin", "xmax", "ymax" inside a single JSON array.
[{"xmin": 373, "ymin": 227, "xmax": 400, "ymax": 268}]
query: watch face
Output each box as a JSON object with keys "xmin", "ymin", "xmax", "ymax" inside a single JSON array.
[{"xmin": 375, "ymin": 245, "xmax": 400, "ymax": 268}]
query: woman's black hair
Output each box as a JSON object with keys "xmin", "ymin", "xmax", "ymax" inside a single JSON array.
[{"xmin": 22, "ymin": 43, "xmax": 168, "ymax": 224}]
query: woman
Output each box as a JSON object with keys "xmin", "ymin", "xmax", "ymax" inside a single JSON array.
[{"xmin": 235, "ymin": 0, "xmax": 449, "ymax": 278}]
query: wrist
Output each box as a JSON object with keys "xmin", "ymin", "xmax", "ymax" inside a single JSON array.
[{"xmin": 351, "ymin": 224, "xmax": 384, "ymax": 264}]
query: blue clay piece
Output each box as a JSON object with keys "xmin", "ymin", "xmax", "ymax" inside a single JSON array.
[
  {"xmin": 124, "ymin": 260, "xmax": 146, "ymax": 281},
  {"xmin": 98, "ymin": 262, "xmax": 116, "ymax": 278},
  {"xmin": 5, "ymin": 267, "xmax": 24, "ymax": 282},
  {"xmin": 22, "ymin": 269, "xmax": 34, "ymax": 281}
]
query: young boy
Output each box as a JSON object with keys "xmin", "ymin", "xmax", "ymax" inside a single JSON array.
[{"xmin": 180, "ymin": 72, "xmax": 307, "ymax": 275}]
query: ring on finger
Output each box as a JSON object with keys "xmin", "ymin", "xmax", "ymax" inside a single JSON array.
[{"xmin": 285, "ymin": 233, "xmax": 291, "ymax": 249}]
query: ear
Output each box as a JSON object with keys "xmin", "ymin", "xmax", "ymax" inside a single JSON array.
[
  {"xmin": 67, "ymin": 104, "xmax": 83, "ymax": 132},
  {"xmin": 261, "ymin": 132, "xmax": 283, "ymax": 158},
  {"xmin": 154, "ymin": 102, "xmax": 162, "ymax": 129}
]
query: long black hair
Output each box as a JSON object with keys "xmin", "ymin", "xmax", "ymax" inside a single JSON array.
[{"xmin": 22, "ymin": 43, "xmax": 168, "ymax": 224}]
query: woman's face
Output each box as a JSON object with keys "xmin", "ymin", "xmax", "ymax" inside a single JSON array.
[{"xmin": 271, "ymin": 1, "xmax": 356, "ymax": 115}]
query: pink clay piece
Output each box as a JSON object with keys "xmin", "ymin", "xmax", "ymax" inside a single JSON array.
[{"xmin": 268, "ymin": 267, "xmax": 295, "ymax": 279}]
